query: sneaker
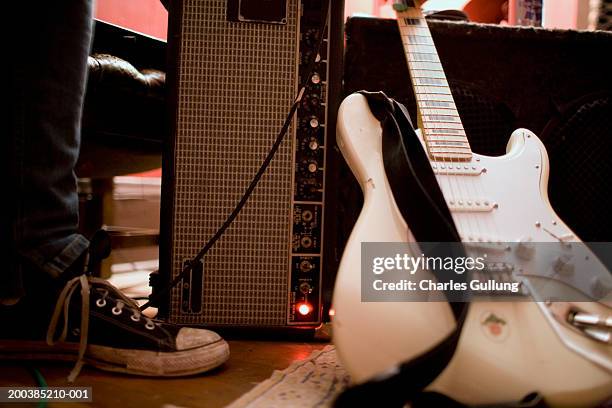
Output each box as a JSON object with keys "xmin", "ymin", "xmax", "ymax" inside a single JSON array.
[{"xmin": 0, "ymin": 273, "xmax": 229, "ymax": 382}]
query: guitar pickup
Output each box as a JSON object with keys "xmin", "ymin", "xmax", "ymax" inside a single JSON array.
[
  {"xmin": 447, "ymin": 199, "xmax": 495, "ymax": 212},
  {"xmin": 431, "ymin": 162, "xmax": 483, "ymax": 176}
]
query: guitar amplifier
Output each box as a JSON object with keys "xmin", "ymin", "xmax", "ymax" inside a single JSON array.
[{"xmin": 155, "ymin": 0, "xmax": 345, "ymax": 331}]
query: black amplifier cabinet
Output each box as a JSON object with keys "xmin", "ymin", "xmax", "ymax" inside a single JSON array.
[
  {"xmin": 343, "ymin": 17, "xmax": 612, "ymax": 243},
  {"xmin": 155, "ymin": 0, "xmax": 344, "ymax": 331}
]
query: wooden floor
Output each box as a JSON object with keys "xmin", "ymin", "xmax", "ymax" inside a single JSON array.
[{"xmin": 0, "ymin": 340, "xmax": 327, "ymax": 408}]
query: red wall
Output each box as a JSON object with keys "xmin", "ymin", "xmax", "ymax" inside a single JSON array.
[
  {"xmin": 95, "ymin": 0, "xmax": 168, "ymax": 40},
  {"xmin": 95, "ymin": 0, "xmax": 168, "ymax": 178}
]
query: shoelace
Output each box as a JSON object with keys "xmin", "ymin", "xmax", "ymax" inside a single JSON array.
[{"xmin": 46, "ymin": 275, "xmax": 156, "ymax": 382}]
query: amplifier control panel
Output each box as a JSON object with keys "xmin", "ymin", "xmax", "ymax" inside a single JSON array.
[{"xmin": 289, "ymin": 1, "xmax": 330, "ymax": 325}]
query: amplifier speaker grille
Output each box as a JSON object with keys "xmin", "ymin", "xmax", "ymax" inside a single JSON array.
[{"xmin": 168, "ymin": 0, "xmax": 299, "ymax": 325}]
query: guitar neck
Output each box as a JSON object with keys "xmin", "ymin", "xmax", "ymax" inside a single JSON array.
[{"xmin": 394, "ymin": 2, "xmax": 472, "ymax": 161}]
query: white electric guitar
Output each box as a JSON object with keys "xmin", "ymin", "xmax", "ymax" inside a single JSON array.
[{"xmin": 332, "ymin": 1, "xmax": 612, "ymax": 406}]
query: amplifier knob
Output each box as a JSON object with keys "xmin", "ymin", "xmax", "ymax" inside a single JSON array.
[
  {"xmin": 516, "ymin": 237, "xmax": 535, "ymax": 261},
  {"xmin": 301, "ymin": 50, "xmax": 312, "ymax": 65},
  {"xmin": 299, "ymin": 260, "xmax": 314, "ymax": 272},
  {"xmin": 302, "ymin": 210, "xmax": 314, "ymax": 222},
  {"xmin": 553, "ymin": 255, "xmax": 575, "ymax": 276},
  {"xmin": 307, "ymin": 162, "xmax": 318, "ymax": 173},
  {"xmin": 309, "ymin": 95, "xmax": 320, "ymax": 108},
  {"xmin": 303, "ymin": 28, "xmax": 319, "ymax": 46},
  {"xmin": 309, "ymin": 117, "xmax": 319, "ymax": 128},
  {"xmin": 302, "ymin": 94, "xmax": 320, "ymax": 110},
  {"xmin": 301, "ymin": 236, "xmax": 313, "ymax": 248},
  {"xmin": 311, "ymin": 73, "xmax": 321, "ymax": 84},
  {"xmin": 300, "ymin": 282, "xmax": 313, "ymax": 294},
  {"xmin": 308, "ymin": 139, "xmax": 319, "ymax": 151}
]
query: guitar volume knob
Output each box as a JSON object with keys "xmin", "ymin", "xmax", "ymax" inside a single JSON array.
[
  {"xmin": 553, "ymin": 255, "xmax": 575, "ymax": 276},
  {"xmin": 590, "ymin": 276, "xmax": 612, "ymax": 299},
  {"xmin": 516, "ymin": 237, "xmax": 535, "ymax": 261}
]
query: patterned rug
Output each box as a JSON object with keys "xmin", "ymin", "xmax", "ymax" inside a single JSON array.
[{"xmin": 226, "ymin": 346, "xmax": 350, "ymax": 408}]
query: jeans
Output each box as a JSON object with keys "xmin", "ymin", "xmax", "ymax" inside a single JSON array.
[{"xmin": 2, "ymin": 0, "xmax": 93, "ymax": 301}]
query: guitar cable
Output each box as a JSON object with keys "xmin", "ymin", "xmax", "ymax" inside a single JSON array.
[{"xmin": 139, "ymin": 2, "xmax": 330, "ymax": 312}]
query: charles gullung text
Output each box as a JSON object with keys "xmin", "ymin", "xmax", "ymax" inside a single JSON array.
[{"xmin": 371, "ymin": 253, "xmax": 521, "ymax": 293}]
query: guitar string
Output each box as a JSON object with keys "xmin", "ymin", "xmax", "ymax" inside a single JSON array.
[
  {"xmin": 398, "ymin": 10, "xmax": 452, "ymax": 226},
  {"xmin": 400, "ymin": 6, "xmax": 487, "ymax": 244},
  {"xmin": 402, "ymin": 7, "xmax": 475, "ymax": 242},
  {"xmin": 404, "ymin": 3, "xmax": 509, "ymax": 297},
  {"xmin": 399, "ymin": 3, "xmax": 512, "ymax": 301}
]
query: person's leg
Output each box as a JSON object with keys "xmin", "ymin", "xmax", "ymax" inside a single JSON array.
[
  {"xmin": 0, "ymin": 1, "xmax": 229, "ymax": 381},
  {"xmin": 2, "ymin": 0, "xmax": 92, "ymax": 303}
]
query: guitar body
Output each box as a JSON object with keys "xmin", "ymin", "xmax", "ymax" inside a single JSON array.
[{"xmin": 332, "ymin": 93, "xmax": 612, "ymax": 406}]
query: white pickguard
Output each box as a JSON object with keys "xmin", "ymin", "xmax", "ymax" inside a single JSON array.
[{"xmin": 332, "ymin": 93, "xmax": 612, "ymax": 406}]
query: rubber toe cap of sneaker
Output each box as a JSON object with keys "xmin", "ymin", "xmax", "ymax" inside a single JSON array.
[{"xmin": 175, "ymin": 327, "xmax": 224, "ymax": 351}]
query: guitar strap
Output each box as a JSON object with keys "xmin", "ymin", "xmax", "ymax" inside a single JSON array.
[{"xmin": 333, "ymin": 92, "xmax": 546, "ymax": 408}]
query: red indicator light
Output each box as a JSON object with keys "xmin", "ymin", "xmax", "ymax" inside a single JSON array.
[
  {"xmin": 298, "ymin": 303, "xmax": 312, "ymax": 316},
  {"xmin": 328, "ymin": 308, "xmax": 336, "ymax": 317}
]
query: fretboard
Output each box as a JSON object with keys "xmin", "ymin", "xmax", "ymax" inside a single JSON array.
[{"xmin": 395, "ymin": 4, "xmax": 472, "ymax": 161}]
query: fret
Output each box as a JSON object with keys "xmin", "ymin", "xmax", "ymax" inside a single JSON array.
[
  {"xmin": 414, "ymin": 77, "xmax": 447, "ymax": 86},
  {"xmin": 428, "ymin": 152, "xmax": 472, "ymax": 159},
  {"xmin": 427, "ymin": 144, "xmax": 471, "ymax": 151},
  {"xmin": 423, "ymin": 122, "xmax": 464, "ymax": 129},
  {"xmin": 415, "ymin": 93, "xmax": 454, "ymax": 102},
  {"xmin": 428, "ymin": 141, "xmax": 469, "ymax": 147},
  {"xmin": 423, "ymin": 122, "xmax": 465, "ymax": 130},
  {"xmin": 419, "ymin": 107, "xmax": 458, "ymax": 115},
  {"xmin": 423, "ymin": 115, "xmax": 461, "ymax": 123},
  {"xmin": 429, "ymin": 146, "xmax": 471, "ymax": 152},
  {"xmin": 428, "ymin": 144, "xmax": 472, "ymax": 151},
  {"xmin": 424, "ymin": 128, "xmax": 465, "ymax": 135},
  {"xmin": 402, "ymin": 17, "xmax": 422, "ymax": 26},
  {"xmin": 402, "ymin": 43, "xmax": 436, "ymax": 53},
  {"xmin": 400, "ymin": 26, "xmax": 432, "ymax": 36},
  {"xmin": 425, "ymin": 108, "xmax": 457, "ymax": 117},
  {"xmin": 406, "ymin": 56, "xmax": 440, "ymax": 64},
  {"xmin": 401, "ymin": 34, "xmax": 434, "ymax": 46},
  {"xmin": 425, "ymin": 136, "xmax": 468, "ymax": 143},
  {"xmin": 403, "ymin": 44, "xmax": 436, "ymax": 54},
  {"xmin": 425, "ymin": 146, "xmax": 471, "ymax": 153},
  {"xmin": 401, "ymin": 38, "xmax": 432, "ymax": 47},
  {"xmin": 415, "ymin": 86, "xmax": 451, "ymax": 95},
  {"xmin": 408, "ymin": 61, "xmax": 443, "ymax": 71},
  {"xmin": 406, "ymin": 53, "xmax": 439, "ymax": 63},
  {"xmin": 428, "ymin": 152, "xmax": 472, "ymax": 161},
  {"xmin": 418, "ymin": 100, "xmax": 455, "ymax": 108},
  {"xmin": 397, "ymin": 19, "xmax": 431, "ymax": 31},
  {"xmin": 411, "ymin": 70, "xmax": 446, "ymax": 79},
  {"xmin": 402, "ymin": 41, "xmax": 431, "ymax": 53}
]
